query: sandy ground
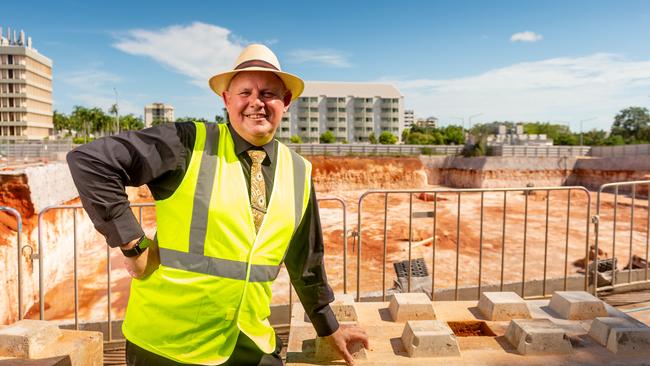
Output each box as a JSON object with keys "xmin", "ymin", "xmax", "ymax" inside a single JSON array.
[{"xmin": 21, "ymin": 184, "xmax": 650, "ymax": 324}]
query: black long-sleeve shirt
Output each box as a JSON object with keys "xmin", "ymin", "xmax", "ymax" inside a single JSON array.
[{"xmin": 66, "ymin": 122, "xmax": 339, "ymax": 336}]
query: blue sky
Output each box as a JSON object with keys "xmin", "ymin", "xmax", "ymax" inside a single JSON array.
[{"xmin": 4, "ymin": 0, "xmax": 650, "ymax": 131}]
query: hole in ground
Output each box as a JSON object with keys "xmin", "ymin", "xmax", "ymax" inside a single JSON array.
[{"xmin": 447, "ymin": 321, "xmax": 496, "ymax": 337}]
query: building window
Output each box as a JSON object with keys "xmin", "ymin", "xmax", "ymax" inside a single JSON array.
[
  {"xmin": 327, "ymin": 107, "xmax": 336, "ymax": 112},
  {"xmin": 311, "ymin": 127, "xmax": 318, "ymax": 132},
  {"xmin": 327, "ymin": 98, "xmax": 336, "ymax": 103},
  {"xmin": 282, "ymin": 127, "xmax": 290, "ymax": 132},
  {"xmin": 310, "ymin": 97, "xmax": 318, "ymax": 102},
  {"xmin": 310, "ymin": 107, "xmax": 318, "ymax": 112},
  {"xmin": 365, "ymin": 117, "xmax": 372, "ymax": 122},
  {"xmin": 393, "ymin": 118, "xmax": 399, "ymax": 122},
  {"xmin": 338, "ymin": 127, "xmax": 346, "ymax": 132},
  {"xmin": 365, "ymin": 98, "xmax": 372, "ymax": 102},
  {"xmin": 366, "ymin": 127, "xmax": 373, "ymax": 132},
  {"xmin": 354, "ymin": 117, "xmax": 362, "ymax": 122},
  {"xmin": 299, "ymin": 117, "xmax": 307, "ymax": 122},
  {"xmin": 338, "ymin": 97, "xmax": 345, "ymax": 102},
  {"xmin": 327, "ymin": 117, "xmax": 335, "ymax": 122},
  {"xmin": 310, "ymin": 117, "xmax": 318, "ymax": 122},
  {"xmin": 338, "ymin": 107, "xmax": 345, "ymax": 112},
  {"xmin": 354, "ymin": 108, "xmax": 363, "ymax": 113},
  {"xmin": 365, "ymin": 108, "xmax": 372, "ymax": 113},
  {"xmin": 300, "ymin": 127, "xmax": 307, "ymax": 131},
  {"xmin": 300, "ymin": 97, "xmax": 308, "ymax": 102},
  {"xmin": 338, "ymin": 117, "xmax": 346, "ymax": 122},
  {"xmin": 7, "ymin": 55, "xmax": 13, "ymax": 64}
]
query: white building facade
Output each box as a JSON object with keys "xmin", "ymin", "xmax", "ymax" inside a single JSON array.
[
  {"xmin": 144, "ymin": 103, "xmax": 174, "ymax": 127},
  {"xmin": 276, "ymin": 82, "xmax": 404, "ymax": 143},
  {"xmin": 0, "ymin": 27, "xmax": 53, "ymax": 140}
]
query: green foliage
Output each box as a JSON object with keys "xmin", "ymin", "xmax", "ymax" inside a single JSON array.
[
  {"xmin": 523, "ymin": 122, "xmax": 571, "ymax": 141},
  {"xmin": 319, "ymin": 131, "xmax": 336, "ymax": 143},
  {"xmin": 554, "ymin": 132, "xmax": 578, "ymax": 146},
  {"xmin": 605, "ymin": 134, "xmax": 625, "ymax": 145},
  {"xmin": 581, "ymin": 129, "xmax": 608, "ymax": 146},
  {"xmin": 611, "ymin": 106, "xmax": 650, "ymax": 143},
  {"xmin": 290, "ymin": 135, "xmax": 302, "ymax": 144},
  {"xmin": 53, "ymin": 110, "xmax": 71, "ymax": 133},
  {"xmin": 368, "ymin": 132, "xmax": 377, "ymax": 144},
  {"xmin": 175, "ymin": 117, "xmax": 209, "ymax": 123},
  {"xmin": 378, "ymin": 131, "xmax": 397, "ymax": 144},
  {"xmin": 461, "ymin": 138, "xmax": 487, "ymax": 157},
  {"xmin": 442, "ymin": 125, "xmax": 465, "ymax": 145},
  {"xmin": 214, "ymin": 114, "xmax": 226, "ymax": 123},
  {"xmin": 121, "ymin": 114, "xmax": 144, "ymax": 130}
]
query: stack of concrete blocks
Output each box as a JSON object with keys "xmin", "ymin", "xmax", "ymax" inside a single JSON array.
[
  {"xmin": 0, "ymin": 319, "xmax": 103, "ymax": 365},
  {"xmin": 505, "ymin": 319, "xmax": 573, "ymax": 355},
  {"xmin": 314, "ymin": 294, "xmax": 367, "ymax": 361},
  {"xmin": 588, "ymin": 317, "xmax": 650, "ymax": 354},
  {"xmin": 389, "ymin": 293, "xmax": 461, "ymax": 358},
  {"xmin": 478, "ymin": 292, "xmax": 531, "ymax": 321},
  {"xmin": 549, "ymin": 291, "xmax": 608, "ymax": 320}
]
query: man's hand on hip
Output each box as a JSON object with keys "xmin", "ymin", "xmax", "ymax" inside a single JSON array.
[
  {"xmin": 325, "ymin": 324, "xmax": 369, "ymax": 366},
  {"xmin": 120, "ymin": 237, "xmax": 159, "ymax": 279}
]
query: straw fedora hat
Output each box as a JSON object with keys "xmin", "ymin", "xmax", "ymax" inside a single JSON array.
[{"xmin": 208, "ymin": 44, "xmax": 304, "ymax": 100}]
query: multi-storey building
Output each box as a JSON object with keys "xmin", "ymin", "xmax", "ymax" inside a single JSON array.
[
  {"xmin": 404, "ymin": 109, "xmax": 415, "ymax": 129},
  {"xmin": 0, "ymin": 27, "xmax": 53, "ymax": 140},
  {"xmin": 415, "ymin": 116, "xmax": 438, "ymax": 129},
  {"xmin": 276, "ymin": 81, "xmax": 404, "ymax": 143},
  {"xmin": 144, "ymin": 102, "xmax": 174, "ymax": 127}
]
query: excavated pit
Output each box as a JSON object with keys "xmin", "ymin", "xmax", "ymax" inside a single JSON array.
[{"xmin": 0, "ymin": 155, "xmax": 649, "ymax": 326}]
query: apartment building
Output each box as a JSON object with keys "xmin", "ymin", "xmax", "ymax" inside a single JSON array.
[
  {"xmin": 404, "ymin": 109, "xmax": 415, "ymax": 129},
  {"xmin": 277, "ymin": 81, "xmax": 404, "ymax": 143},
  {"xmin": 0, "ymin": 27, "xmax": 53, "ymax": 140},
  {"xmin": 144, "ymin": 102, "xmax": 174, "ymax": 127}
]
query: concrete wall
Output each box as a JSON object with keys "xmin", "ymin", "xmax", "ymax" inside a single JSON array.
[{"xmin": 420, "ymin": 156, "xmax": 650, "ymax": 193}]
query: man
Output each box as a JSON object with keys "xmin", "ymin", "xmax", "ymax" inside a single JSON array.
[{"xmin": 67, "ymin": 44, "xmax": 368, "ymax": 366}]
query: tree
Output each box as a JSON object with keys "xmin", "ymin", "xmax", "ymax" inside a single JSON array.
[
  {"xmin": 70, "ymin": 105, "xmax": 92, "ymax": 142},
  {"xmin": 554, "ymin": 132, "xmax": 578, "ymax": 146},
  {"xmin": 610, "ymin": 106, "xmax": 650, "ymax": 142},
  {"xmin": 582, "ymin": 129, "xmax": 608, "ymax": 146},
  {"xmin": 215, "ymin": 114, "xmax": 225, "ymax": 124},
  {"xmin": 175, "ymin": 117, "xmax": 209, "ymax": 123},
  {"xmin": 319, "ymin": 130, "xmax": 336, "ymax": 144},
  {"xmin": 368, "ymin": 132, "xmax": 377, "ymax": 144},
  {"xmin": 378, "ymin": 131, "xmax": 397, "ymax": 144},
  {"xmin": 120, "ymin": 114, "xmax": 144, "ymax": 131},
  {"xmin": 442, "ymin": 125, "xmax": 465, "ymax": 145},
  {"xmin": 152, "ymin": 117, "xmax": 167, "ymax": 127},
  {"xmin": 53, "ymin": 110, "xmax": 71, "ymax": 135},
  {"xmin": 290, "ymin": 135, "xmax": 302, "ymax": 144}
]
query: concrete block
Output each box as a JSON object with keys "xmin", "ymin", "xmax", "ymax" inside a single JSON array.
[
  {"xmin": 589, "ymin": 317, "xmax": 650, "ymax": 354},
  {"xmin": 478, "ymin": 292, "xmax": 531, "ymax": 321},
  {"xmin": 330, "ymin": 294, "xmax": 358, "ymax": 322},
  {"xmin": 607, "ymin": 327, "xmax": 650, "ymax": 354},
  {"xmin": 388, "ymin": 293, "xmax": 436, "ymax": 322},
  {"xmin": 588, "ymin": 317, "xmax": 639, "ymax": 346},
  {"xmin": 505, "ymin": 319, "xmax": 572, "ymax": 355},
  {"xmin": 314, "ymin": 335, "xmax": 367, "ymax": 361},
  {"xmin": 0, "ymin": 320, "xmax": 61, "ymax": 359},
  {"xmin": 401, "ymin": 320, "xmax": 460, "ymax": 358},
  {"xmin": 549, "ymin": 291, "xmax": 607, "ymax": 320}
]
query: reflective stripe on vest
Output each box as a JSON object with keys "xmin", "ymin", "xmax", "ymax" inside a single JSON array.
[
  {"xmin": 157, "ymin": 123, "xmax": 307, "ymax": 281},
  {"xmin": 121, "ymin": 122, "xmax": 312, "ymax": 365}
]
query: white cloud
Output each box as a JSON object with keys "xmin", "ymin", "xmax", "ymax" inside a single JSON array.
[
  {"xmin": 510, "ymin": 31, "xmax": 543, "ymax": 43},
  {"xmin": 112, "ymin": 22, "xmax": 245, "ymax": 87},
  {"xmin": 384, "ymin": 53, "xmax": 650, "ymax": 130},
  {"xmin": 287, "ymin": 49, "xmax": 351, "ymax": 68}
]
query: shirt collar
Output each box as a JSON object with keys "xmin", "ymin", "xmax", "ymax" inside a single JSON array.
[{"xmin": 227, "ymin": 123, "xmax": 276, "ymax": 164}]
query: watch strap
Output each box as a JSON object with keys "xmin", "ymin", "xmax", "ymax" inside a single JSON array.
[{"xmin": 120, "ymin": 235, "xmax": 149, "ymax": 257}]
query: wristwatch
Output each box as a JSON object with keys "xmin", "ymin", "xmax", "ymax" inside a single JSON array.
[{"xmin": 120, "ymin": 235, "xmax": 150, "ymax": 257}]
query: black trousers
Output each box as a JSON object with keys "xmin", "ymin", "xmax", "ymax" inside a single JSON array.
[{"xmin": 125, "ymin": 332, "xmax": 283, "ymax": 366}]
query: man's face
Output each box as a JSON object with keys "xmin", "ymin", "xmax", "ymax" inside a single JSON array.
[{"xmin": 222, "ymin": 71, "xmax": 291, "ymax": 146}]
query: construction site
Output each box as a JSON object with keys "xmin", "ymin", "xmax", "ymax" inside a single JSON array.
[{"xmin": 1, "ymin": 152, "xmax": 650, "ymax": 365}]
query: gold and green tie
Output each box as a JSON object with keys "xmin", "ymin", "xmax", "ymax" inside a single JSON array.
[{"xmin": 247, "ymin": 150, "xmax": 267, "ymax": 232}]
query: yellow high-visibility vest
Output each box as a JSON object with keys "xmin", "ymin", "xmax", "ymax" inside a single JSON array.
[{"xmin": 122, "ymin": 122, "xmax": 311, "ymax": 365}]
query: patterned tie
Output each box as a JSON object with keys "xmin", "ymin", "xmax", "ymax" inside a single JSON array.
[{"xmin": 247, "ymin": 150, "xmax": 267, "ymax": 232}]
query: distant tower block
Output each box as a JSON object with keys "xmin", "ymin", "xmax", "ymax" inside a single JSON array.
[
  {"xmin": 314, "ymin": 335, "xmax": 367, "ymax": 361},
  {"xmin": 505, "ymin": 319, "xmax": 573, "ymax": 355},
  {"xmin": 589, "ymin": 317, "xmax": 650, "ymax": 354},
  {"xmin": 401, "ymin": 320, "xmax": 460, "ymax": 358},
  {"xmin": 388, "ymin": 293, "xmax": 436, "ymax": 322},
  {"xmin": 549, "ymin": 291, "xmax": 607, "ymax": 320},
  {"xmin": 330, "ymin": 294, "xmax": 358, "ymax": 322},
  {"xmin": 478, "ymin": 292, "xmax": 531, "ymax": 321}
]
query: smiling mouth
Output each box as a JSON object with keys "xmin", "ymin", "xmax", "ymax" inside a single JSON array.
[{"xmin": 244, "ymin": 113, "xmax": 267, "ymax": 119}]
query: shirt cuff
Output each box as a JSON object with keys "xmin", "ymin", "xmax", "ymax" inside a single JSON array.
[
  {"xmin": 96, "ymin": 209, "xmax": 144, "ymax": 248},
  {"xmin": 309, "ymin": 304, "xmax": 340, "ymax": 337}
]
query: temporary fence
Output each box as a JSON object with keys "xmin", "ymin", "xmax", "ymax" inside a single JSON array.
[
  {"xmin": 593, "ymin": 180, "xmax": 650, "ymax": 295},
  {"xmin": 1, "ymin": 206, "xmax": 23, "ymax": 320},
  {"xmin": 354, "ymin": 186, "xmax": 592, "ymax": 302},
  {"xmin": 6, "ymin": 179, "xmax": 650, "ymax": 341}
]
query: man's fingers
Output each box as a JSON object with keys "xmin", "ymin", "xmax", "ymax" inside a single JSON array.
[{"xmin": 341, "ymin": 347, "xmax": 355, "ymax": 366}]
